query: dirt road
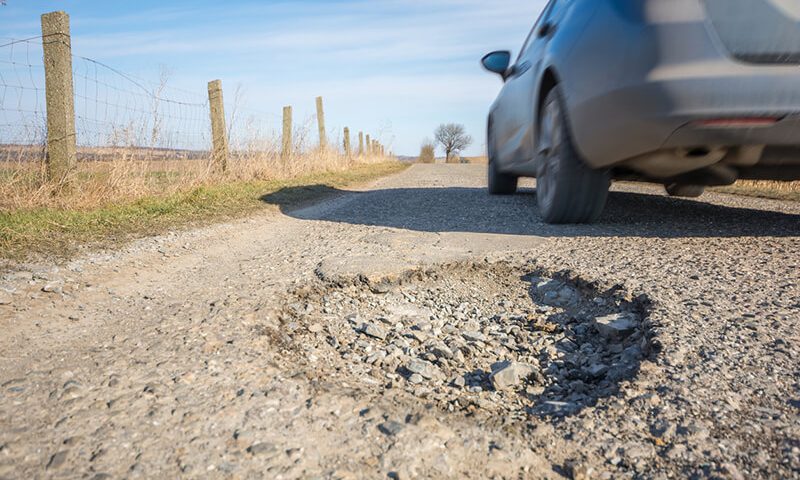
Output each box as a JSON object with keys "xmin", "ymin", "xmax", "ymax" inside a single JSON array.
[{"xmin": 1, "ymin": 164, "xmax": 799, "ymax": 479}]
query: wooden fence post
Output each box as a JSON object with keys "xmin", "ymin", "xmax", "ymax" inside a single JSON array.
[
  {"xmin": 281, "ymin": 106, "xmax": 293, "ymax": 161},
  {"xmin": 207, "ymin": 79, "xmax": 228, "ymax": 172},
  {"xmin": 343, "ymin": 127, "xmax": 351, "ymax": 158},
  {"xmin": 358, "ymin": 132, "xmax": 364, "ymax": 156},
  {"xmin": 316, "ymin": 96, "xmax": 326, "ymax": 149},
  {"xmin": 41, "ymin": 11, "xmax": 77, "ymax": 183}
]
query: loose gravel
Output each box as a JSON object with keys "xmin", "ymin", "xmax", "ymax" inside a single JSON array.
[
  {"xmin": 0, "ymin": 164, "xmax": 798, "ymax": 479},
  {"xmin": 282, "ymin": 261, "xmax": 653, "ymax": 422}
]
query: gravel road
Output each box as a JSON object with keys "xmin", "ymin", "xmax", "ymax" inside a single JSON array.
[{"xmin": 1, "ymin": 164, "xmax": 799, "ymax": 479}]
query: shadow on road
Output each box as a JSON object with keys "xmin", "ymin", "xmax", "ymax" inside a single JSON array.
[
  {"xmin": 521, "ymin": 271, "xmax": 652, "ymax": 420},
  {"xmin": 261, "ymin": 186, "xmax": 800, "ymax": 238}
]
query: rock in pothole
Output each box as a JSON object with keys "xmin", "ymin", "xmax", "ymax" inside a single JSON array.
[
  {"xmin": 490, "ymin": 361, "xmax": 538, "ymax": 390},
  {"xmin": 406, "ymin": 358, "xmax": 440, "ymax": 380},
  {"xmin": 283, "ymin": 261, "xmax": 652, "ymax": 418},
  {"xmin": 360, "ymin": 322, "xmax": 388, "ymax": 340},
  {"xmin": 594, "ymin": 312, "xmax": 639, "ymax": 341}
]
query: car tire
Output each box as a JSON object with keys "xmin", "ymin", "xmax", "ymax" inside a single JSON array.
[
  {"xmin": 536, "ymin": 87, "xmax": 610, "ymax": 224},
  {"xmin": 487, "ymin": 121, "xmax": 518, "ymax": 195},
  {"xmin": 665, "ymin": 183, "xmax": 705, "ymax": 198}
]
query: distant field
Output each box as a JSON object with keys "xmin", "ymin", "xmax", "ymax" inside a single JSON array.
[
  {"xmin": 0, "ymin": 144, "xmax": 207, "ymax": 164},
  {"xmin": 461, "ymin": 156, "xmax": 488, "ymax": 165}
]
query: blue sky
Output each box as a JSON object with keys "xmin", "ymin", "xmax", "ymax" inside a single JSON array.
[{"xmin": 2, "ymin": 0, "xmax": 546, "ymax": 155}]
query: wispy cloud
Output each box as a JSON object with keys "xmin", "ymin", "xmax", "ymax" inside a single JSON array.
[{"xmin": 3, "ymin": 0, "xmax": 546, "ymax": 154}]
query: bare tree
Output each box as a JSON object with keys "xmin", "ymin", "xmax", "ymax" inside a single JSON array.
[{"xmin": 434, "ymin": 123, "xmax": 472, "ymax": 163}]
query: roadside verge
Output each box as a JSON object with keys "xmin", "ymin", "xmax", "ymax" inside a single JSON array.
[
  {"xmin": 711, "ymin": 180, "xmax": 800, "ymax": 202},
  {"xmin": 0, "ymin": 162, "xmax": 408, "ymax": 262}
]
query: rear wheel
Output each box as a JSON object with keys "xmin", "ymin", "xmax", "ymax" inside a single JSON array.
[
  {"xmin": 665, "ymin": 183, "xmax": 705, "ymax": 198},
  {"xmin": 487, "ymin": 121, "xmax": 518, "ymax": 195},
  {"xmin": 536, "ymin": 87, "xmax": 610, "ymax": 224}
]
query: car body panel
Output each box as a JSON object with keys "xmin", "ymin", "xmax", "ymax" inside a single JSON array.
[
  {"xmin": 491, "ymin": 0, "xmax": 599, "ymax": 173},
  {"xmin": 490, "ymin": 2, "xmax": 554, "ymax": 169},
  {"xmin": 486, "ymin": 0, "xmax": 800, "ymax": 183}
]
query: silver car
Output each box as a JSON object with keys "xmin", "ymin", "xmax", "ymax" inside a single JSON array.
[{"xmin": 482, "ymin": 0, "xmax": 800, "ymax": 223}]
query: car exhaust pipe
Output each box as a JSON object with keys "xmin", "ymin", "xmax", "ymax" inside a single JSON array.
[
  {"xmin": 624, "ymin": 147, "xmax": 727, "ymax": 178},
  {"xmin": 666, "ymin": 164, "xmax": 739, "ymax": 186},
  {"xmin": 683, "ymin": 147, "xmax": 712, "ymax": 158}
]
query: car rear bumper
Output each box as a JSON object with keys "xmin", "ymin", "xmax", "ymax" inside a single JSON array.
[{"xmin": 570, "ymin": 62, "xmax": 800, "ymax": 170}]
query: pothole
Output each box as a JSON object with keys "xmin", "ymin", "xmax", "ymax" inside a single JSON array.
[{"xmin": 280, "ymin": 260, "xmax": 655, "ymax": 420}]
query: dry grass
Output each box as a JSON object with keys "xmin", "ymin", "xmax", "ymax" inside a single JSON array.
[
  {"xmin": 0, "ymin": 143, "xmax": 386, "ymax": 211},
  {"xmin": 0, "ymin": 160, "xmax": 406, "ymax": 261},
  {"xmin": 711, "ymin": 180, "xmax": 800, "ymax": 201},
  {"xmin": 419, "ymin": 141, "xmax": 436, "ymax": 164},
  {"xmin": 0, "ymin": 113, "xmax": 402, "ymax": 262}
]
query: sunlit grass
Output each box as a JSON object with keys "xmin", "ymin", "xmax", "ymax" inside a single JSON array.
[
  {"xmin": 712, "ymin": 180, "xmax": 800, "ymax": 201},
  {"xmin": 0, "ymin": 162, "xmax": 407, "ymax": 260}
]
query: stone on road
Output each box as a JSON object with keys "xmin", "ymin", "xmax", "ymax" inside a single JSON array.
[
  {"xmin": 490, "ymin": 361, "xmax": 538, "ymax": 390},
  {"xmin": 360, "ymin": 322, "xmax": 387, "ymax": 340},
  {"xmin": 593, "ymin": 312, "xmax": 639, "ymax": 341}
]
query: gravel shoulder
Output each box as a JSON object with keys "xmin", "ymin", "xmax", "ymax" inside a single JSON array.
[{"xmin": 0, "ymin": 164, "xmax": 798, "ymax": 479}]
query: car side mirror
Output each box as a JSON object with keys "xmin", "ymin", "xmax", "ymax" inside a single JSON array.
[{"xmin": 481, "ymin": 51, "xmax": 511, "ymax": 79}]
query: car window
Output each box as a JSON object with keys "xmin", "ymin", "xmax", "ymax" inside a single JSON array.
[{"xmin": 517, "ymin": 0, "xmax": 558, "ymax": 61}]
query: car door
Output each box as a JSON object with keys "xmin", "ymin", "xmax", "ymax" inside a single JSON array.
[{"xmin": 492, "ymin": 0, "xmax": 559, "ymax": 169}]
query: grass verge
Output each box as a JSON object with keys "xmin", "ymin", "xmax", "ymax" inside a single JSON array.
[
  {"xmin": 0, "ymin": 162, "xmax": 408, "ymax": 262},
  {"xmin": 711, "ymin": 180, "xmax": 800, "ymax": 202}
]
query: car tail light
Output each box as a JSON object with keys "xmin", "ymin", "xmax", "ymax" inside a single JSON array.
[{"xmin": 692, "ymin": 117, "xmax": 782, "ymax": 129}]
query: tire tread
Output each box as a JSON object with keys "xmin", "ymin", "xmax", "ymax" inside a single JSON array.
[
  {"xmin": 487, "ymin": 121, "xmax": 518, "ymax": 195},
  {"xmin": 537, "ymin": 88, "xmax": 609, "ymax": 224}
]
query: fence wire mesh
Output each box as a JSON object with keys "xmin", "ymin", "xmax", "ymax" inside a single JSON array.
[
  {"xmin": 72, "ymin": 56, "xmax": 210, "ymax": 159},
  {"xmin": 0, "ymin": 37, "xmax": 47, "ymax": 163},
  {"xmin": 0, "ymin": 36, "xmax": 212, "ymax": 165},
  {"xmin": 0, "ymin": 29, "xmax": 390, "ymax": 211}
]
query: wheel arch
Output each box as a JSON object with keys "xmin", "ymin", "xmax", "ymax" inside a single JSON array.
[
  {"xmin": 534, "ymin": 65, "xmax": 595, "ymax": 166},
  {"xmin": 536, "ymin": 67, "xmax": 561, "ymax": 129}
]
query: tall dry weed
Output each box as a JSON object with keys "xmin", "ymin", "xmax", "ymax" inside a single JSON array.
[
  {"xmin": 0, "ymin": 119, "xmax": 391, "ymax": 212},
  {"xmin": 419, "ymin": 139, "xmax": 436, "ymax": 164}
]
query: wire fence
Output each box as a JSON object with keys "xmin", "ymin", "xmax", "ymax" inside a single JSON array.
[
  {"xmin": 0, "ymin": 36, "xmax": 213, "ymax": 165},
  {"xmin": 0, "ymin": 19, "xmax": 392, "ymax": 210},
  {"xmin": 0, "ymin": 37, "xmax": 47, "ymax": 154},
  {"xmin": 0, "ymin": 36, "xmax": 379, "ymax": 161},
  {"xmin": 72, "ymin": 56, "xmax": 210, "ymax": 158}
]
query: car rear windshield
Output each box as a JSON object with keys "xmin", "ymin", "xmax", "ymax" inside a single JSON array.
[{"xmin": 704, "ymin": 0, "xmax": 800, "ymax": 64}]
